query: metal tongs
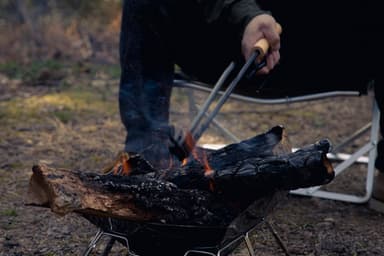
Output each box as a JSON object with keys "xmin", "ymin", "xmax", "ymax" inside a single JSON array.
[{"xmin": 171, "ymin": 24, "xmax": 282, "ymax": 159}]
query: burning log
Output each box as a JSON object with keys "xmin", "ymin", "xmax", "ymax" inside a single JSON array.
[{"xmin": 26, "ymin": 126, "xmax": 334, "ymax": 228}]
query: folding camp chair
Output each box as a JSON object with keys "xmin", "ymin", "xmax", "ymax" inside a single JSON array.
[{"xmin": 173, "ymin": 77, "xmax": 380, "ymax": 204}]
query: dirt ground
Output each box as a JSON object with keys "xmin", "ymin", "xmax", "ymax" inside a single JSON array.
[{"xmin": 0, "ymin": 61, "xmax": 383, "ymax": 256}]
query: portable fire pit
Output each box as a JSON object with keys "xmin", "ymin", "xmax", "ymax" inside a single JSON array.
[
  {"xmin": 25, "ymin": 126, "xmax": 335, "ymax": 255},
  {"xmin": 81, "ymin": 193, "xmax": 298, "ymax": 255},
  {"xmin": 80, "ymin": 199, "xmax": 275, "ymax": 256}
]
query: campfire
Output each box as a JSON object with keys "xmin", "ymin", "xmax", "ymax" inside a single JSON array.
[{"xmin": 25, "ymin": 126, "xmax": 334, "ymax": 255}]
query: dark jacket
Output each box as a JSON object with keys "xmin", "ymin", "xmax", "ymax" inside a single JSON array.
[
  {"xmin": 166, "ymin": 0, "xmax": 269, "ymax": 82},
  {"xmin": 196, "ymin": 0, "xmax": 268, "ymax": 38}
]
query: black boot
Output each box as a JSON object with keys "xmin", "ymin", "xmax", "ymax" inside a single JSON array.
[{"xmin": 119, "ymin": 78, "xmax": 178, "ymax": 170}]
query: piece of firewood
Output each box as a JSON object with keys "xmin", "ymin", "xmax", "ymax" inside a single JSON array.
[{"xmin": 25, "ymin": 126, "xmax": 334, "ymax": 226}]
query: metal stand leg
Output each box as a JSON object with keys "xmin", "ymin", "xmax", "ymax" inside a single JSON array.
[
  {"xmin": 82, "ymin": 228, "xmax": 137, "ymax": 256},
  {"xmin": 265, "ymin": 221, "xmax": 290, "ymax": 256},
  {"xmin": 101, "ymin": 238, "xmax": 116, "ymax": 256},
  {"xmin": 83, "ymin": 229, "xmax": 104, "ymax": 256},
  {"xmin": 244, "ymin": 232, "xmax": 256, "ymax": 256},
  {"xmin": 237, "ymin": 220, "xmax": 291, "ymax": 256}
]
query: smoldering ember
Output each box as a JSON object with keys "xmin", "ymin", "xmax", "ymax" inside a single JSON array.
[{"xmin": 25, "ymin": 126, "xmax": 335, "ymax": 255}]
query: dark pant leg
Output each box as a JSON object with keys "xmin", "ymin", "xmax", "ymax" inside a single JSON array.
[
  {"xmin": 119, "ymin": 0, "xmax": 242, "ymax": 168},
  {"xmin": 375, "ymin": 84, "xmax": 384, "ymax": 172},
  {"xmin": 370, "ymin": 1, "xmax": 384, "ymax": 173},
  {"xmin": 119, "ymin": 0, "xmax": 175, "ymax": 168}
]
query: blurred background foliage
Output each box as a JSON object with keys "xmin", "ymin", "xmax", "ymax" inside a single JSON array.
[{"xmin": 0, "ymin": 0, "xmax": 122, "ymax": 64}]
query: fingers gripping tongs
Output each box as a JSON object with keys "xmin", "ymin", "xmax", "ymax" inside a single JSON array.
[{"xmin": 171, "ymin": 24, "xmax": 282, "ymax": 160}]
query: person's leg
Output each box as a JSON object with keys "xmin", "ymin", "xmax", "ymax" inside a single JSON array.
[
  {"xmin": 374, "ymin": 86, "xmax": 384, "ymax": 172},
  {"xmin": 371, "ymin": 81, "xmax": 384, "ymax": 209},
  {"xmin": 119, "ymin": 0, "xmax": 240, "ymax": 168},
  {"xmin": 119, "ymin": 0, "xmax": 175, "ymax": 169},
  {"xmin": 368, "ymin": 0, "xmax": 384, "ymax": 209},
  {"xmin": 368, "ymin": 0, "xmax": 384, "ymax": 206},
  {"xmin": 119, "ymin": 0, "xmax": 251, "ymax": 169}
]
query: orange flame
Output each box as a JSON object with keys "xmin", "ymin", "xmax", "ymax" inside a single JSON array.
[
  {"xmin": 202, "ymin": 152, "xmax": 215, "ymax": 192},
  {"xmin": 201, "ymin": 150, "xmax": 213, "ymax": 176},
  {"xmin": 120, "ymin": 152, "xmax": 132, "ymax": 176},
  {"xmin": 183, "ymin": 132, "xmax": 196, "ymax": 156},
  {"xmin": 110, "ymin": 152, "xmax": 132, "ymax": 176},
  {"xmin": 193, "ymin": 149, "xmax": 215, "ymax": 192},
  {"xmin": 181, "ymin": 131, "xmax": 195, "ymax": 166},
  {"xmin": 181, "ymin": 132, "xmax": 215, "ymax": 191}
]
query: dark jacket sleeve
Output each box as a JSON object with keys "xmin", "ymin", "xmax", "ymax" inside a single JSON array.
[{"xmin": 196, "ymin": 0, "xmax": 269, "ymax": 36}]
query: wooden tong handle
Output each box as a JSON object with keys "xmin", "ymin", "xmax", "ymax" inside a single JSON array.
[{"xmin": 254, "ymin": 23, "xmax": 282, "ymax": 61}]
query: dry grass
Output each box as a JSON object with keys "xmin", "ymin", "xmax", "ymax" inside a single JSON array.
[
  {"xmin": 0, "ymin": 4, "xmax": 121, "ymax": 64},
  {"xmin": 1, "ymin": 61, "xmax": 384, "ymax": 255}
]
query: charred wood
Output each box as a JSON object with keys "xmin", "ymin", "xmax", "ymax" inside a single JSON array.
[{"xmin": 26, "ymin": 126, "xmax": 334, "ymax": 227}]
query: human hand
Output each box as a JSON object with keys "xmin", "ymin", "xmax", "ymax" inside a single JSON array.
[{"xmin": 241, "ymin": 14, "xmax": 281, "ymax": 75}]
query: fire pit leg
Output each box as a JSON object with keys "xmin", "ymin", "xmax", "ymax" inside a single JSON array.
[
  {"xmin": 101, "ymin": 238, "xmax": 116, "ymax": 256},
  {"xmin": 83, "ymin": 229, "xmax": 104, "ymax": 256},
  {"xmin": 244, "ymin": 233, "xmax": 256, "ymax": 256},
  {"xmin": 265, "ymin": 221, "xmax": 291, "ymax": 256},
  {"xmin": 82, "ymin": 229, "xmax": 136, "ymax": 256}
]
